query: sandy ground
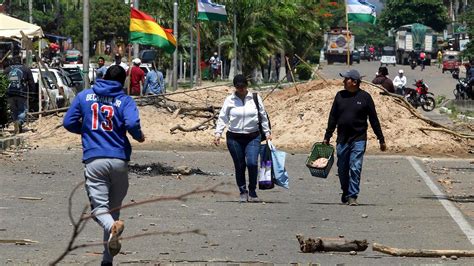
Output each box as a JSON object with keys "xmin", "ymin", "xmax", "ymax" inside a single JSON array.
[{"xmin": 17, "ymin": 79, "xmax": 473, "ymax": 156}]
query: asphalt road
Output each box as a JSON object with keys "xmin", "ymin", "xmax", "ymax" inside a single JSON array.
[{"xmin": 1, "ymin": 149, "xmax": 474, "ymax": 265}]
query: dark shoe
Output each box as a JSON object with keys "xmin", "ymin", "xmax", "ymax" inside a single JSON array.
[
  {"xmin": 341, "ymin": 192, "xmax": 348, "ymax": 204},
  {"xmin": 108, "ymin": 220, "xmax": 124, "ymax": 256},
  {"xmin": 101, "ymin": 261, "xmax": 113, "ymax": 266},
  {"xmin": 347, "ymin": 197, "xmax": 358, "ymax": 206}
]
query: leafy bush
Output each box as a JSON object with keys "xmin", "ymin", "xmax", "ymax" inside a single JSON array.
[{"xmin": 296, "ymin": 64, "xmax": 313, "ymax": 80}]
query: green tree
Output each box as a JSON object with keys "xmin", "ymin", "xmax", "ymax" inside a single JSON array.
[
  {"xmin": 379, "ymin": 0, "xmax": 449, "ymax": 32},
  {"xmin": 460, "ymin": 6, "xmax": 474, "ymax": 59}
]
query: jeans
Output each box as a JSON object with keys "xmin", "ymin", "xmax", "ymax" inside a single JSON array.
[
  {"xmin": 7, "ymin": 96, "xmax": 27, "ymax": 124},
  {"xmin": 226, "ymin": 132, "xmax": 261, "ymax": 195},
  {"xmin": 336, "ymin": 141, "xmax": 366, "ymax": 200}
]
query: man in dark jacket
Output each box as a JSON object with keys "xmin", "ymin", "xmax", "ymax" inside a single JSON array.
[
  {"xmin": 3, "ymin": 56, "xmax": 35, "ymax": 134},
  {"xmin": 323, "ymin": 69, "xmax": 387, "ymax": 206},
  {"xmin": 372, "ymin": 66, "xmax": 394, "ymax": 93},
  {"xmin": 63, "ymin": 65, "xmax": 145, "ymax": 265}
]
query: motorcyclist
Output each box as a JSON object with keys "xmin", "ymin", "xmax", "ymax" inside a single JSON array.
[{"xmin": 392, "ymin": 69, "xmax": 407, "ymax": 95}]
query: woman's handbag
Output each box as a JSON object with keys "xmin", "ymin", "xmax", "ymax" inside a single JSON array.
[
  {"xmin": 258, "ymin": 143, "xmax": 274, "ymax": 190},
  {"xmin": 268, "ymin": 141, "xmax": 289, "ymax": 189},
  {"xmin": 253, "ymin": 93, "xmax": 271, "ymax": 141}
]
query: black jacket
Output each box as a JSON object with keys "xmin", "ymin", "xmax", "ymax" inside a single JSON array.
[{"xmin": 324, "ymin": 89, "xmax": 385, "ymax": 144}]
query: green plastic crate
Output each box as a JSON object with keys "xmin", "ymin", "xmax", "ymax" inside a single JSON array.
[{"xmin": 305, "ymin": 142, "xmax": 335, "ymax": 178}]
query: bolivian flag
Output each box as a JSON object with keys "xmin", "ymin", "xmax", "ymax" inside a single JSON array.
[{"xmin": 129, "ymin": 8, "xmax": 176, "ymax": 54}]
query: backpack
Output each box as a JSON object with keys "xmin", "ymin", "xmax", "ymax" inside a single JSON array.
[{"xmin": 7, "ymin": 65, "xmax": 27, "ymax": 96}]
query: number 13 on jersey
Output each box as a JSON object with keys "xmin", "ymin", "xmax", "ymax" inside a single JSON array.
[{"xmin": 91, "ymin": 103, "xmax": 114, "ymax": 131}]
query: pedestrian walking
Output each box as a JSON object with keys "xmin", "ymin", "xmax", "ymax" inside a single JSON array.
[
  {"xmin": 3, "ymin": 56, "xmax": 35, "ymax": 134},
  {"xmin": 63, "ymin": 65, "xmax": 145, "ymax": 266},
  {"xmin": 128, "ymin": 58, "xmax": 145, "ymax": 96},
  {"xmin": 214, "ymin": 74, "xmax": 272, "ymax": 203},
  {"xmin": 143, "ymin": 62, "xmax": 165, "ymax": 95},
  {"xmin": 323, "ymin": 69, "xmax": 386, "ymax": 206}
]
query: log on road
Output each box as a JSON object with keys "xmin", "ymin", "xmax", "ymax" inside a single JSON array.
[
  {"xmin": 296, "ymin": 234, "xmax": 368, "ymax": 253},
  {"xmin": 373, "ymin": 243, "xmax": 474, "ymax": 257}
]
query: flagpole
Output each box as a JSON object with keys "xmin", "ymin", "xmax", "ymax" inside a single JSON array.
[
  {"xmin": 345, "ymin": 0, "xmax": 350, "ymax": 67},
  {"xmin": 173, "ymin": 0, "xmax": 178, "ymax": 91},
  {"xmin": 196, "ymin": 0, "xmax": 201, "ymax": 86},
  {"xmin": 190, "ymin": 8, "xmax": 194, "ymax": 88}
]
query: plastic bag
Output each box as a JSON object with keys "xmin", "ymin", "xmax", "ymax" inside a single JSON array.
[
  {"xmin": 268, "ymin": 141, "xmax": 289, "ymax": 189},
  {"xmin": 258, "ymin": 143, "xmax": 274, "ymax": 190}
]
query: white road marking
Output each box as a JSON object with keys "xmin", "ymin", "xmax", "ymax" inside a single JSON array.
[{"xmin": 407, "ymin": 156, "xmax": 474, "ymax": 245}]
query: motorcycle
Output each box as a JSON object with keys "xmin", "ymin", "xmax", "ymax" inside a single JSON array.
[
  {"xmin": 404, "ymin": 79, "xmax": 436, "ymax": 111},
  {"xmin": 453, "ymin": 78, "xmax": 473, "ymax": 100}
]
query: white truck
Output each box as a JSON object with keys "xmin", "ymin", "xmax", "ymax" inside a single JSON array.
[
  {"xmin": 395, "ymin": 23, "xmax": 436, "ymax": 65},
  {"xmin": 324, "ymin": 28, "xmax": 355, "ymax": 65}
]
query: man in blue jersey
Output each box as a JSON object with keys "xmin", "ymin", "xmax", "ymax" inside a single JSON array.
[{"xmin": 63, "ymin": 65, "xmax": 145, "ymax": 266}]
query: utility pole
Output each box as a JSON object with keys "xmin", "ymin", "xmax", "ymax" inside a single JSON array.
[
  {"xmin": 173, "ymin": 0, "xmax": 178, "ymax": 91},
  {"xmin": 28, "ymin": 0, "xmax": 32, "ymax": 23},
  {"xmin": 133, "ymin": 0, "xmax": 139, "ymax": 58},
  {"xmin": 83, "ymin": 0, "xmax": 90, "ymax": 89},
  {"xmin": 190, "ymin": 8, "xmax": 194, "ymax": 88},
  {"xmin": 232, "ymin": 0, "xmax": 237, "ymax": 78}
]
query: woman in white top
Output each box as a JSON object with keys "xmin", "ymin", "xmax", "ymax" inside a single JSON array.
[{"xmin": 214, "ymin": 74, "xmax": 272, "ymax": 202}]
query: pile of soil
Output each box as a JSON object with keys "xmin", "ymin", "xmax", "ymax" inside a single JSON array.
[{"xmin": 24, "ymin": 79, "xmax": 470, "ymax": 156}]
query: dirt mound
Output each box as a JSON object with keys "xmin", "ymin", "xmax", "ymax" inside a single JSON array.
[{"xmin": 25, "ymin": 80, "xmax": 469, "ymax": 156}]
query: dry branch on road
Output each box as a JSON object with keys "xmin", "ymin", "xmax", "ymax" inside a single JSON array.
[
  {"xmin": 296, "ymin": 234, "xmax": 368, "ymax": 253},
  {"xmin": 373, "ymin": 243, "xmax": 474, "ymax": 257}
]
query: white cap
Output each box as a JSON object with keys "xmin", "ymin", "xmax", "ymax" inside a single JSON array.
[
  {"xmin": 398, "ymin": 69, "xmax": 404, "ymax": 74},
  {"xmin": 132, "ymin": 58, "xmax": 141, "ymax": 65}
]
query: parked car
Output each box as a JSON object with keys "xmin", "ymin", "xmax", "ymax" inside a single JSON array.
[
  {"xmin": 352, "ymin": 50, "xmax": 361, "ymax": 64},
  {"xmin": 31, "ymin": 68, "xmax": 76, "ymax": 109}
]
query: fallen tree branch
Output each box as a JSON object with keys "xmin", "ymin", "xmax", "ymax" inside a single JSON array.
[
  {"xmin": 28, "ymin": 107, "xmax": 69, "ymax": 116},
  {"xmin": 170, "ymin": 116, "xmax": 215, "ymax": 133},
  {"xmin": 296, "ymin": 234, "xmax": 368, "ymax": 253},
  {"xmin": 419, "ymin": 127, "xmax": 474, "ymax": 139},
  {"xmin": 372, "ymin": 243, "xmax": 474, "ymax": 257}
]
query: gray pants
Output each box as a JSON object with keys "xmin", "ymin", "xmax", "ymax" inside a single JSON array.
[{"xmin": 84, "ymin": 158, "xmax": 128, "ymax": 263}]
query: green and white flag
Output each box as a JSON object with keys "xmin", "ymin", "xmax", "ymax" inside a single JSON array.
[
  {"xmin": 197, "ymin": 0, "xmax": 227, "ymax": 22},
  {"xmin": 346, "ymin": 0, "xmax": 376, "ymax": 24}
]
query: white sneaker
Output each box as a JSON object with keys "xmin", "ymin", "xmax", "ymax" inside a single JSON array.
[{"xmin": 239, "ymin": 193, "xmax": 248, "ymax": 203}]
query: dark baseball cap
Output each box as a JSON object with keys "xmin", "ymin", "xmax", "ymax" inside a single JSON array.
[{"xmin": 339, "ymin": 69, "xmax": 363, "ymax": 80}]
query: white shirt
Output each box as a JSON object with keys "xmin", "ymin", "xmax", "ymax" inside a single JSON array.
[
  {"xmin": 215, "ymin": 91, "xmax": 271, "ymax": 137},
  {"xmin": 393, "ymin": 75, "xmax": 407, "ymax": 88},
  {"xmin": 110, "ymin": 61, "xmax": 129, "ymax": 72}
]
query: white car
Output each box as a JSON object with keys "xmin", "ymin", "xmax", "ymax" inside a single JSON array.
[
  {"xmin": 31, "ymin": 68, "xmax": 76, "ymax": 109},
  {"xmin": 62, "ymin": 63, "xmax": 98, "ymax": 84}
]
